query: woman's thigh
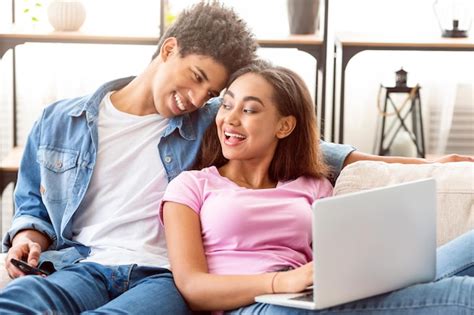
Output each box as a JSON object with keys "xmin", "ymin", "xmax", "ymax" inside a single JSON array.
[
  {"xmin": 436, "ymin": 230, "xmax": 474, "ymax": 279},
  {"xmin": 227, "ymin": 276, "xmax": 474, "ymax": 315}
]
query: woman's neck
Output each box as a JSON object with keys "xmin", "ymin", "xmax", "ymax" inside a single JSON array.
[{"xmin": 218, "ymin": 160, "xmax": 276, "ymax": 189}]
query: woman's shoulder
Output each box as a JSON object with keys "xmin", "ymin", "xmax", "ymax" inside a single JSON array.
[
  {"xmin": 281, "ymin": 175, "xmax": 333, "ymax": 197},
  {"xmin": 168, "ymin": 166, "xmax": 236, "ymax": 198},
  {"xmin": 282, "ymin": 174, "xmax": 331, "ymax": 186},
  {"xmin": 173, "ymin": 166, "xmax": 222, "ymax": 184}
]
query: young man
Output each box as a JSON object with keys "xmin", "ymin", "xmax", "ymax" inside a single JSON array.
[
  {"xmin": 0, "ymin": 2, "xmax": 258, "ymax": 314},
  {"xmin": 1, "ymin": 2, "xmax": 472, "ymax": 314}
]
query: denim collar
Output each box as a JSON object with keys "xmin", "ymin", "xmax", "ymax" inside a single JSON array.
[
  {"xmin": 66, "ymin": 76, "xmax": 196, "ymax": 141},
  {"xmin": 164, "ymin": 113, "xmax": 196, "ymax": 141}
]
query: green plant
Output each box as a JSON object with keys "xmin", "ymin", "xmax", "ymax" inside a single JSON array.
[{"xmin": 22, "ymin": 0, "xmax": 44, "ymax": 23}]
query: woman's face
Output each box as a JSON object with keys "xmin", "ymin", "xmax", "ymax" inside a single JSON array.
[{"xmin": 216, "ymin": 72, "xmax": 292, "ymax": 163}]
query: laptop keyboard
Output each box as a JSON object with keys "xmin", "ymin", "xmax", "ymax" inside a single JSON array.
[{"xmin": 290, "ymin": 292, "xmax": 314, "ymax": 302}]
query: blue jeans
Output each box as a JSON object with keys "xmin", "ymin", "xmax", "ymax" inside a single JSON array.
[
  {"xmin": 227, "ymin": 230, "xmax": 474, "ymax": 315},
  {"xmin": 0, "ymin": 263, "xmax": 192, "ymax": 314}
]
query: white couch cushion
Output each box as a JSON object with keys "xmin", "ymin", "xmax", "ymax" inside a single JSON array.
[
  {"xmin": 334, "ymin": 161, "xmax": 474, "ymax": 246},
  {"xmin": 0, "ymin": 255, "xmax": 10, "ymax": 288}
]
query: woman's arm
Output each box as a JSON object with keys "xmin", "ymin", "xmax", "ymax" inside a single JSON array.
[{"xmin": 163, "ymin": 201, "xmax": 312, "ymax": 311}]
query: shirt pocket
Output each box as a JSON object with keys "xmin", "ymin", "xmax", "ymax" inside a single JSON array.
[{"xmin": 37, "ymin": 147, "xmax": 79, "ymax": 202}]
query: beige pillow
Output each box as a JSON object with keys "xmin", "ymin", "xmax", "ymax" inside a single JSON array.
[
  {"xmin": 334, "ymin": 161, "xmax": 474, "ymax": 246},
  {"xmin": 0, "ymin": 254, "xmax": 10, "ymax": 288}
]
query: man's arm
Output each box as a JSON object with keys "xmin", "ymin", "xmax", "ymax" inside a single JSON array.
[
  {"xmin": 3, "ymin": 117, "xmax": 55, "ymax": 278},
  {"xmin": 343, "ymin": 151, "xmax": 474, "ymax": 168},
  {"xmin": 320, "ymin": 140, "xmax": 473, "ymax": 182}
]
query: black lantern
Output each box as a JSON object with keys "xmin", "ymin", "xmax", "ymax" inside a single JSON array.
[
  {"xmin": 433, "ymin": 0, "xmax": 472, "ymax": 38},
  {"xmin": 395, "ymin": 68, "xmax": 408, "ymax": 87}
]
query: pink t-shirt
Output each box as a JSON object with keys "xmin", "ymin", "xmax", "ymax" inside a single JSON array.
[{"xmin": 160, "ymin": 166, "xmax": 333, "ymax": 275}]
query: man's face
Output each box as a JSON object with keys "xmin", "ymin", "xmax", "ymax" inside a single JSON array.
[{"xmin": 151, "ymin": 52, "xmax": 228, "ymax": 118}]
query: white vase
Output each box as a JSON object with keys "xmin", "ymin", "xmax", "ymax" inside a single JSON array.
[{"xmin": 47, "ymin": 0, "xmax": 86, "ymax": 31}]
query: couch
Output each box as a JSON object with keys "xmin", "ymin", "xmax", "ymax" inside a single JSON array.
[{"xmin": 0, "ymin": 161, "xmax": 472, "ymax": 288}]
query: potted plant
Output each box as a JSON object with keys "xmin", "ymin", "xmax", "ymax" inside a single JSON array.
[{"xmin": 21, "ymin": 0, "xmax": 45, "ymax": 25}]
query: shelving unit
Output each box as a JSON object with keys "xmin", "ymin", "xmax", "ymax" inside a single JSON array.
[{"xmin": 332, "ymin": 32, "xmax": 474, "ymax": 143}]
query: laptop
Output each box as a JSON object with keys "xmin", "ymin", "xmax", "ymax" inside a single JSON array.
[{"xmin": 255, "ymin": 178, "xmax": 437, "ymax": 310}]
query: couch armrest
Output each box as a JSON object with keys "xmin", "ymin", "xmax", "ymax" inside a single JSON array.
[{"xmin": 334, "ymin": 161, "xmax": 474, "ymax": 246}]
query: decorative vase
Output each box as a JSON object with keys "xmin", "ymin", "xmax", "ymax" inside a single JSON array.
[
  {"xmin": 287, "ymin": 0, "xmax": 320, "ymax": 35},
  {"xmin": 47, "ymin": 0, "xmax": 86, "ymax": 31}
]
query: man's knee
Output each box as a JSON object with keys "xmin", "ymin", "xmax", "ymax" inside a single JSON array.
[
  {"xmin": 4, "ymin": 274, "xmax": 46, "ymax": 293},
  {"xmin": 0, "ymin": 276, "xmax": 53, "ymax": 312}
]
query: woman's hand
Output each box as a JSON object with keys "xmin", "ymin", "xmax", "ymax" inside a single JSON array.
[{"xmin": 273, "ymin": 262, "xmax": 313, "ymax": 294}]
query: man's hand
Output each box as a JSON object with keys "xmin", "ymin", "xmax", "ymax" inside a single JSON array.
[
  {"xmin": 5, "ymin": 230, "xmax": 50, "ymax": 279},
  {"xmin": 432, "ymin": 154, "xmax": 474, "ymax": 163},
  {"xmin": 344, "ymin": 151, "xmax": 474, "ymax": 168}
]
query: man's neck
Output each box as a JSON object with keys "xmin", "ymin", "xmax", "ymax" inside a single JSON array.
[{"xmin": 110, "ymin": 73, "xmax": 156, "ymax": 116}]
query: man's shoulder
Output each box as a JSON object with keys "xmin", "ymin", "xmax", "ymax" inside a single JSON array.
[
  {"xmin": 43, "ymin": 96, "xmax": 88, "ymax": 117},
  {"xmin": 176, "ymin": 97, "xmax": 221, "ymax": 139},
  {"xmin": 206, "ymin": 97, "xmax": 221, "ymax": 110},
  {"xmin": 41, "ymin": 77, "xmax": 134, "ymax": 120}
]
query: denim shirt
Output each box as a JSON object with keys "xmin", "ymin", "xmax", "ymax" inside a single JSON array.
[{"xmin": 2, "ymin": 77, "xmax": 355, "ymax": 269}]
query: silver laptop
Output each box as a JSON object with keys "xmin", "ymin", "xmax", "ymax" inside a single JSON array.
[{"xmin": 255, "ymin": 178, "xmax": 437, "ymax": 310}]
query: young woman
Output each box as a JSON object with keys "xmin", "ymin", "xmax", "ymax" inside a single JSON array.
[{"xmin": 161, "ymin": 61, "xmax": 474, "ymax": 314}]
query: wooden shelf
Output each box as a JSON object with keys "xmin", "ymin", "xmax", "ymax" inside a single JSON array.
[
  {"xmin": 0, "ymin": 147, "xmax": 22, "ymax": 194},
  {"xmin": 0, "ymin": 147, "xmax": 22, "ymax": 171},
  {"xmin": 0, "ymin": 25, "xmax": 324, "ymax": 55},
  {"xmin": 335, "ymin": 32, "xmax": 474, "ymax": 48}
]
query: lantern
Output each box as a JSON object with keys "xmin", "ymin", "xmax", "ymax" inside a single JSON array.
[
  {"xmin": 395, "ymin": 68, "xmax": 408, "ymax": 87},
  {"xmin": 433, "ymin": 0, "xmax": 472, "ymax": 38}
]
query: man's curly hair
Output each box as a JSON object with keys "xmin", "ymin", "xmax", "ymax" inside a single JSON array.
[{"xmin": 152, "ymin": 1, "xmax": 258, "ymax": 75}]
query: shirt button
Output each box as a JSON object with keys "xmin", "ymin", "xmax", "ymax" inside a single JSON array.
[
  {"xmin": 164, "ymin": 156, "xmax": 172, "ymax": 163},
  {"xmin": 56, "ymin": 161, "xmax": 63, "ymax": 168}
]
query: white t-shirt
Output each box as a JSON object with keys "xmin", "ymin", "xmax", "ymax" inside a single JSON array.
[{"xmin": 72, "ymin": 92, "xmax": 170, "ymax": 267}]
